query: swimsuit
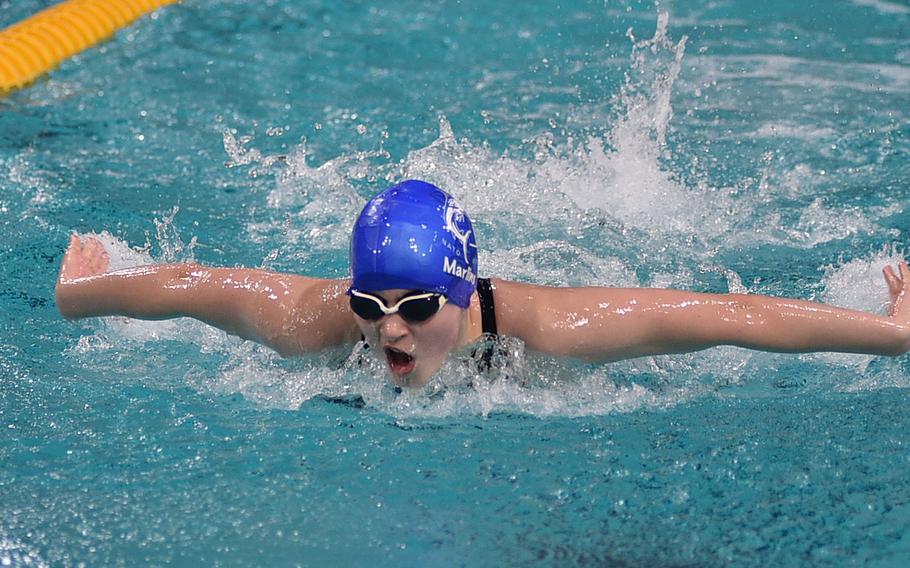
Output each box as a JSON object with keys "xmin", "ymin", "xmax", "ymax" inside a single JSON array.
[
  {"xmin": 476, "ymin": 277, "xmax": 498, "ymax": 336},
  {"xmin": 473, "ymin": 277, "xmax": 502, "ymax": 371}
]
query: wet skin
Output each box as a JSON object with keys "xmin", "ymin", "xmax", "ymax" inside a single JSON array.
[{"xmin": 352, "ymin": 289, "xmax": 480, "ymax": 388}]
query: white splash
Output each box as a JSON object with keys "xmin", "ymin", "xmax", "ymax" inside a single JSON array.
[
  {"xmin": 820, "ymin": 248, "xmax": 902, "ymax": 314},
  {"xmin": 69, "ymin": 227, "xmax": 227, "ymax": 350},
  {"xmin": 808, "ymin": 249, "xmax": 906, "ymax": 375}
]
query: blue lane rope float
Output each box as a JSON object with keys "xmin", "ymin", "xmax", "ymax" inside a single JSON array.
[{"xmin": 0, "ymin": 0, "xmax": 179, "ymax": 93}]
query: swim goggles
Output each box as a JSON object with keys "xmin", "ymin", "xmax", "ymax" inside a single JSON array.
[{"xmin": 349, "ymin": 290, "xmax": 448, "ymax": 322}]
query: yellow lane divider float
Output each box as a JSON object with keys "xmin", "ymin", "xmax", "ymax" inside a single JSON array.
[{"xmin": 0, "ymin": 0, "xmax": 179, "ymax": 93}]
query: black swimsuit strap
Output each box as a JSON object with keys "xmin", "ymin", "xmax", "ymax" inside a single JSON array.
[{"xmin": 477, "ymin": 278, "xmax": 498, "ymax": 336}]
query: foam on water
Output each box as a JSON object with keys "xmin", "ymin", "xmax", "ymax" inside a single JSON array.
[
  {"xmin": 66, "ymin": 13, "xmax": 909, "ymax": 418},
  {"xmin": 850, "ymin": 0, "xmax": 910, "ymax": 15},
  {"xmin": 758, "ymin": 56, "xmax": 908, "ymax": 93},
  {"xmin": 2, "ymin": 149, "xmax": 56, "ymax": 227},
  {"xmin": 752, "ymin": 122, "xmax": 838, "ymax": 141}
]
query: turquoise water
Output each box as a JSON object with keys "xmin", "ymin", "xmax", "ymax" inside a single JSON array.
[{"xmin": 2, "ymin": 0, "xmax": 910, "ymax": 565}]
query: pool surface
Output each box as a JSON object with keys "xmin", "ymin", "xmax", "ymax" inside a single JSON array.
[{"xmin": 2, "ymin": 0, "xmax": 910, "ymax": 565}]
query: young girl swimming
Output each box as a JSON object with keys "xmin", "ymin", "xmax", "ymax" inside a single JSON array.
[{"xmin": 56, "ymin": 180, "xmax": 910, "ymax": 388}]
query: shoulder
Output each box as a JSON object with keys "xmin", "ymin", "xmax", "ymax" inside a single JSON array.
[
  {"xmin": 485, "ymin": 277, "xmax": 574, "ymax": 305},
  {"xmin": 288, "ymin": 277, "xmax": 362, "ymax": 349},
  {"xmin": 485, "ymin": 277, "xmax": 543, "ymax": 294},
  {"xmin": 483, "ymin": 278, "xmax": 553, "ymax": 337},
  {"xmin": 484, "ymin": 278, "xmax": 640, "ymax": 338}
]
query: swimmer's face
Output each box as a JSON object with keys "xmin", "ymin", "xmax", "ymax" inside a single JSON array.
[{"xmin": 352, "ymin": 289, "xmax": 465, "ymax": 388}]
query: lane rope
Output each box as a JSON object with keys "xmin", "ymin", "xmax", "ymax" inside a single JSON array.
[{"xmin": 0, "ymin": 0, "xmax": 179, "ymax": 93}]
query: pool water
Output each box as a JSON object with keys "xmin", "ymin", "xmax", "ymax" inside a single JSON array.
[{"xmin": 2, "ymin": 0, "xmax": 910, "ymax": 565}]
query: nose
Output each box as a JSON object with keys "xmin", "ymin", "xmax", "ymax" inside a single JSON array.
[{"xmin": 377, "ymin": 313, "xmax": 410, "ymax": 340}]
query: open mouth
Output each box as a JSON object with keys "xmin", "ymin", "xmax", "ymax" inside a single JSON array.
[{"xmin": 384, "ymin": 347, "xmax": 416, "ymax": 376}]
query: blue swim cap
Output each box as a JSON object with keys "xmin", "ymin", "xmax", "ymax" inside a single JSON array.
[{"xmin": 349, "ymin": 180, "xmax": 478, "ymax": 309}]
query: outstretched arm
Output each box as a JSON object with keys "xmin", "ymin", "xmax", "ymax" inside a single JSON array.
[
  {"xmin": 55, "ymin": 235, "xmax": 359, "ymax": 356},
  {"xmin": 493, "ymin": 263, "xmax": 910, "ymax": 362}
]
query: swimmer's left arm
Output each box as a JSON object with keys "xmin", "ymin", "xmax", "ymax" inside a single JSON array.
[{"xmin": 492, "ymin": 263, "xmax": 910, "ymax": 361}]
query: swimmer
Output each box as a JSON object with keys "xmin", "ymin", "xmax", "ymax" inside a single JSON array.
[{"xmin": 56, "ymin": 179, "xmax": 910, "ymax": 387}]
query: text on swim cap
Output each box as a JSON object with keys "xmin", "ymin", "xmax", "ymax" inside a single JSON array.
[{"xmin": 443, "ymin": 256, "xmax": 477, "ymax": 285}]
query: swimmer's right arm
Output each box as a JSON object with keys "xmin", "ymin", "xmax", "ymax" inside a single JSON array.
[{"xmin": 55, "ymin": 235, "xmax": 360, "ymax": 356}]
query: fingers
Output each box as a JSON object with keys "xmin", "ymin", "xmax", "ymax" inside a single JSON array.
[
  {"xmin": 60, "ymin": 234, "xmax": 80, "ymax": 274},
  {"xmin": 883, "ymin": 261, "xmax": 910, "ymax": 318},
  {"xmin": 86, "ymin": 237, "xmax": 110, "ymax": 274},
  {"xmin": 59, "ymin": 233, "xmax": 110, "ymax": 280},
  {"xmin": 884, "ymin": 265, "xmax": 901, "ymax": 296},
  {"xmin": 884, "ymin": 262, "xmax": 909, "ymax": 292},
  {"xmin": 888, "ymin": 261, "xmax": 910, "ymax": 318},
  {"xmin": 62, "ymin": 234, "xmax": 80, "ymax": 263}
]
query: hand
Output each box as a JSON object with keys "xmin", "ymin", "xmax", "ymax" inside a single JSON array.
[
  {"xmin": 59, "ymin": 234, "xmax": 110, "ymax": 282},
  {"xmin": 883, "ymin": 261, "xmax": 910, "ymax": 322}
]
